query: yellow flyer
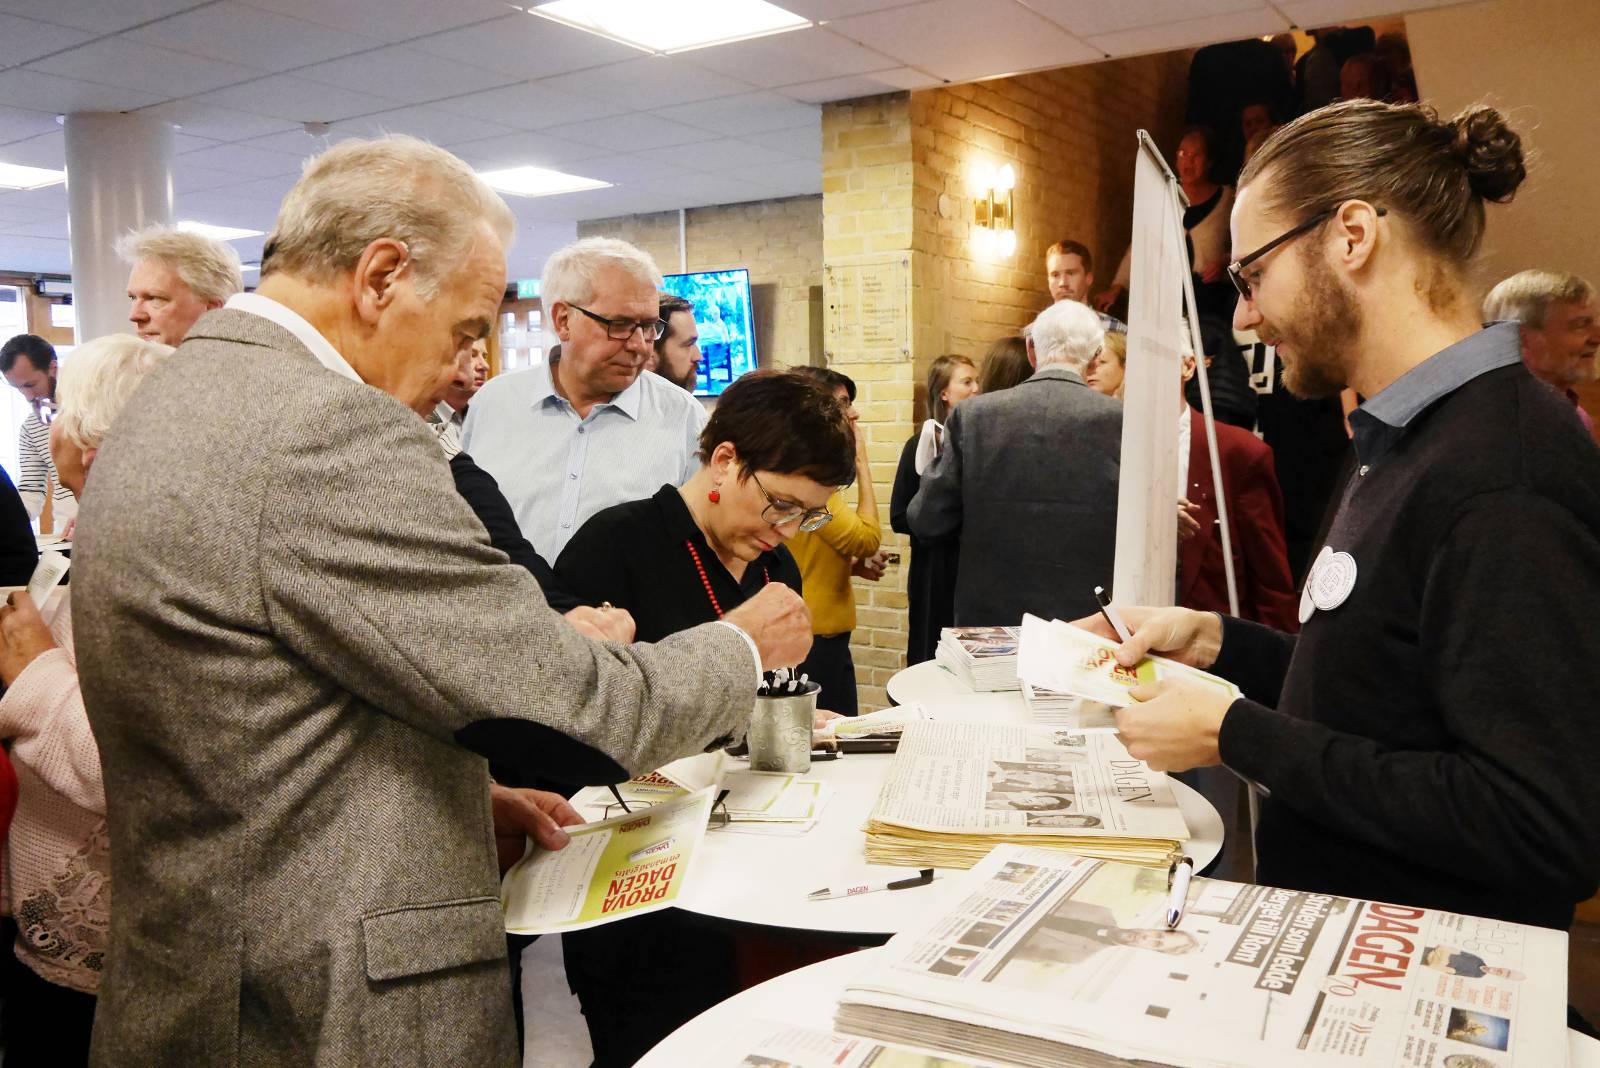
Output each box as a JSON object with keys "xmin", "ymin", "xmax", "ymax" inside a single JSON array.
[{"xmin": 500, "ymin": 787, "xmax": 712, "ymax": 935}]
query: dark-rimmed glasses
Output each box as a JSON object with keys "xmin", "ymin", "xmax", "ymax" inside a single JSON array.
[
  {"xmin": 604, "ymin": 790, "xmax": 732, "ymax": 828},
  {"xmin": 749, "ymin": 468, "xmax": 832, "ymax": 532},
  {"xmin": 1227, "ymin": 208, "xmax": 1387, "ymax": 301},
  {"xmin": 570, "ymin": 303, "xmax": 667, "ymax": 342}
]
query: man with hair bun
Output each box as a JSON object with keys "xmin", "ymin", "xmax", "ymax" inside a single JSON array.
[
  {"xmin": 1078, "ymin": 101, "xmax": 1600, "ymax": 944},
  {"xmin": 116, "ymin": 224, "xmax": 243, "ymax": 346}
]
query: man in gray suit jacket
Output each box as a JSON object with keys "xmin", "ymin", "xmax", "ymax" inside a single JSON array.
[
  {"xmin": 72, "ymin": 136, "xmax": 811, "ymax": 1067},
  {"xmin": 909, "ymin": 299, "xmax": 1121, "ymax": 625}
]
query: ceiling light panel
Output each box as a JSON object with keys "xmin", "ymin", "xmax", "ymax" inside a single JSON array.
[
  {"xmin": 477, "ymin": 165, "xmax": 613, "ymax": 197},
  {"xmin": 529, "ymin": 0, "xmax": 810, "ymax": 55}
]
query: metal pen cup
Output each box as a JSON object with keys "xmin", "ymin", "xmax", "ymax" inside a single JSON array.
[{"xmin": 748, "ymin": 682, "xmax": 818, "ymax": 774}]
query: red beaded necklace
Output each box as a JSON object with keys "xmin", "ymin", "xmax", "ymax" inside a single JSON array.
[{"xmin": 684, "ymin": 539, "xmax": 769, "ymax": 619}]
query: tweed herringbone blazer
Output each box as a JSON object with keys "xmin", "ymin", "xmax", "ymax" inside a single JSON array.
[
  {"xmin": 73, "ymin": 309, "xmax": 755, "ymax": 1066},
  {"xmin": 906, "ymin": 364, "xmax": 1123, "ymax": 625}
]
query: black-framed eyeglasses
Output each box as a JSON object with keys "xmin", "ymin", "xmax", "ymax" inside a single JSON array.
[
  {"xmin": 749, "ymin": 468, "xmax": 832, "ymax": 532},
  {"xmin": 604, "ymin": 789, "xmax": 732, "ymax": 828},
  {"xmin": 570, "ymin": 304, "xmax": 667, "ymax": 342},
  {"xmin": 1227, "ymin": 207, "xmax": 1386, "ymax": 301}
]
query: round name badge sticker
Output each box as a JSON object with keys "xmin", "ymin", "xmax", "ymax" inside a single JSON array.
[
  {"xmin": 1299, "ymin": 546, "xmax": 1328, "ymax": 624},
  {"xmin": 1308, "ymin": 550, "xmax": 1358, "ymax": 612}
]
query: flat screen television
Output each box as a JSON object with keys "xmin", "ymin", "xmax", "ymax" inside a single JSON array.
[{"xmin": 660, "ymin": 268, "xmax": 756, "ymax": 397}]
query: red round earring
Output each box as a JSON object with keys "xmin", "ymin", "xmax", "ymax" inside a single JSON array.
[{"xmin": 708, "ymin": 489, "xmax": 721, "ymax": 503}]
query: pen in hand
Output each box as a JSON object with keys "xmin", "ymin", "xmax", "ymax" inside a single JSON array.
[{"xmin": 1094, "ymin": 585, "xmax": 1132, "ymax": 643}]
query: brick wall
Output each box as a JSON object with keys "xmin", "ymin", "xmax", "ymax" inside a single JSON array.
[
  {"xmin": 576, "ymin": 195, "xmax": 823, "ymax": 370},
  {"xmin": 823, "ymin": 54, "xmax": 1192, "ymax": 713}
]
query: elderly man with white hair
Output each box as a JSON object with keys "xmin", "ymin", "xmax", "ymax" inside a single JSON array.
[
  {"xmin": 116, "ymin": 224, "xmax": 243, "ymax": 346},
  {"xmin": 0, "ymin": 333, "xmax": 170, "ymax": 1068},
  {"xmin": 909, "ymin": 298, "xmax": 1122, "ymax": 624},
  {"xmin": 461, "ymin": 236, "xmax": 710, "ymax": 560},
  {"xmin": 71, "ymin": 136, "xmax": 812, "ymax": 1067},
  {"xmin": 1483, "ymin": 269, "xmax": 1600, "ymax": 434}
]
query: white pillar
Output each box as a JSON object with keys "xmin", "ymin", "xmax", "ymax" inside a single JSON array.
[{"xmin": 63, "ymin": 111, "xmax": 175, "ymax": 342}]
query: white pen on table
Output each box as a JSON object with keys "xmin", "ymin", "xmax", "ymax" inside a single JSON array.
[
  {"xmin": 808, "ymin": 868, "xmax": 936, "ymax": 901},
  {"xmin": 1094, "ymin": 585, "xmax": 1132, "ymax": 644},
  {"xmin": 1165, "ymin": 855, "xmax": 1194, "ymax": 929}
]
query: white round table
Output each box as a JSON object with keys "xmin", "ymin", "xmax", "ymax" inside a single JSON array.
[
  {"xmin": 885, "ymin": 659, "xmax": 1027, "ymax": 721},
  {"xmin": 669, "ymin": 752, "xmax": 1223, "ymax": 937},
  {"xmin": 639, "ymin": 948, "xmax": 1600, "ymax": 1068}
]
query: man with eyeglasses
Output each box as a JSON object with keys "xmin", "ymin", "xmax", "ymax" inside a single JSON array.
[{"xmin": 462, "ymin": 237, "xmax": 709, "ymax": 560}]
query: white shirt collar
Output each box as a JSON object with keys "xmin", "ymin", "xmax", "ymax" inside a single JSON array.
[{"xmin": 224, "ymin": 292, "xmax": 363, "ymax": 385}]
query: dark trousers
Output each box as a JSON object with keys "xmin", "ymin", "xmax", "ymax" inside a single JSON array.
[
  {"xmin": 0, "ymin": 921, "xmax": 95, "ymax": 1068},
  {"xmin": 800, "ymin": 632, "xmax": 859, "ymax": 716}
]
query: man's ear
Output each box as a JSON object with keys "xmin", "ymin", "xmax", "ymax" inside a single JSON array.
[
  {"xmin": 550, "ymin": 301, "xmax": 573, "ymax": 343},
  {"xmin": 1085, "ymin": 271, "xmax": 1095, "ymax": 291},
  {"xmin": 351, "ymin": 239, "xmax": 410, "ymax": 325},
  {"xmin": 1331, "ymin": 200, "xmax": 1382, "ymax": 273}
]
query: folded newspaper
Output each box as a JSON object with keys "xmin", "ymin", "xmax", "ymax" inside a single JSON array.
[
  {"xmin": 501, "ymin": 788, "xmax": 712, "ymax": 935},
  {"xmin": 836, "ymin": 845, "xmax": 1568, "ymax": 1068},
  {"xmin": 1017, "ymin": 614, "xmax": 1242, "ymax": 709},
  {"xmin": 864, "ymin": 722, "xmax": 1189, "ymax": 870},
  {"xmin": 935, "ymin": 626, "xmax": 1022, "ymax": 691},
  {"xmin": 719, "ymin": 1021, "xmax": 1001, "ymax": 1067}
]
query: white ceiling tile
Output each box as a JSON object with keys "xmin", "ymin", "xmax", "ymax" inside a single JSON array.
[
  {"xmin": 406, "ymin": 12, "xmax": 646, "ymax": 79},
  {"xmin": 640, "ymin": 175, "xmax": 777, "ymax": 210},
  {"xmin": 447, "ymin": 129, "xmax": 610, "ymax": 170},
  {"xmin": 543, "ymin": 112, "xmax": 718, "ymax": 152},
  {"xmin": 140, "ymin": 100, "xmax": 301, "ymax": 142},
  {"xmin": 825, "ymin": 0, "xmax": 1100, "ymax": 82},
  {"xmin": 173, "ymin": 132, "xmax": 221, "ymax": 153},
  {"xmin": 869, "ymin": 66, "xmax": 945, "ymax": 90},
  {"xmin": 1087, "ymin": 7, "xmax": 1290, "ymax": 57},
  {"xmin": 172, "ymin": 163, "xmax": 252, "ymax": 193},
  {"xmin": 242, "ymin": 106, "xmax": 518, "ymax": 150},
  {"xmin": 176, "ymin": 186, "xmax": 286, "ymax": 228},
  {"xmin": 0, "ymin": 183, "xmax": 67, "ymax": 215},
  {"xmin": 745, "ymin": 122, "xmax": 822, "ymax": 159},
  {"xmin": 653, "ymin": 91, "xmax": 820, "ymax": 138},
  {"xmin": 0, "ymin": 131, "xmax": 62, "ymax": 168},
  {"xmin": 778, "ymin": 71, "xmax": 922, "ymax": 104},
  {"xmin": 237, "ymin": 0, "xmax": 512, "ymax": 43},
  {"xmin": 1279, "ymin": 0, "xmax": 1462, "ymax": 26},
  {"xmin": 534, "ymin": 57, "xmax": 757, "ymax": 109},
  {"xmin": 0, "ymin": 217, "xmax": 76, "ymax": 239},
  {"xmin": 176, "ymin": 141, "xmax": 307, "ymax": 177},
  {"xmin": 27, "ymin": 37, "xmax": 266, "ymax": 97},
  {"xmin": 657, "ymin": 138, "xmax": 802, "ymax": 172},
  {"xmin": 682, "ymin": 27, "xmax": 903, "ymax": 88},
  {"xmin": 0, "ymin": 235, "xmax": 70, "ymax": 273},
  {"xmin": 0, "ymin": 104, "xmax": 61, "ymax": 145},
  {"xmin": 778, "ymin": 0, "xmax": 925, "ymax": 17},
  {"xmin": 557, "ymin": 153, "xmax": 697, "ymax": 185},
  {"xmin": 295, "ymin": 45, "xmax": 512, "ymax": 106},
  {"xmin": 0, "ymin": 0, "xmax": 209, "ymax": 33},
  {"xmin": 124, "ymin": 1, "xmax": 385, "ymax": 68},
  {"xmin": 0, "ymin": 13, "xmax": 94, "ymax": 67},
  {"xmin": 1017, "ymin": 0, "xmax": 1265, "ymax": 39},
  {"xmin": 197, "ymin": 74, "xmax": 396, "ymax": 122},
  {"xmin": 725, "ymin": 158, "xmax": 822, "ymax": 195},
  {"xmin": 429, "ymin": 82, "xmax": 632, "ymax": 132},
  {"xmin": 0, "ymin": 69, "xmax": 164, "ymax": 112}
]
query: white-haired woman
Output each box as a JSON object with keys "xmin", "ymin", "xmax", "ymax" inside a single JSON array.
[{"xmin": 0, "ymin": 334, "xmax": 172, "ymax": 1067}]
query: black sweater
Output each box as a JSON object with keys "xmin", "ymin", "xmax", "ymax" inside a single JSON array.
[{"xmin": 1215, "ymin": 362, "xmax": 1600, "ymax": 930}]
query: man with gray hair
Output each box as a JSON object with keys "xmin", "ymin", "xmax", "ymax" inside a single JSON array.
[
  {"xmin": 72, "ymin": 135, "xmax": 811, "ymax": 1066},
  {"xmin": 116, "ymin": 224, "xmax": 243, "ymax": 346},
  {"xmin": 909, "ymin": 298, "xmax": 1122, "ymax": 624},
  {"xmin": 1483, "ymin": 269, "xmax": 1599, "ymax": 433},
  {"xmin": 462, "ymin": 236, "xmax": 708, "ymax": 559}
]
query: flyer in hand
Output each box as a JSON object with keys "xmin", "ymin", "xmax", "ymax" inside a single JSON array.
[
  {"xmin": 864, "ymin": 722, "xmax": 1189, "ymax": 870},
  {"xmin": 1017, "ymin": 614, "xmax": 1241, "ymax": 709},
  {"xmin": 837, "ymin": 845, "xmax": 1568, "ymax": 1068},
  {"xmin": 501, "ymin": 788, "xmax": 712, "ymax": 935}
]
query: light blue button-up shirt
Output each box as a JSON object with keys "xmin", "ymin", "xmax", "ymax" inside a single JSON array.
[{"xmin": 461, "ymin": 363, "xmax": 708, "ymax": 560}]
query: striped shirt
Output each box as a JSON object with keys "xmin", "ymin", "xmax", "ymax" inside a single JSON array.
[
  {"xmin": 16, "ymin": 411, "xmax": 75, "ymax": 525},
  {"xmin": 461, "ymin": 361, "xmax": 707, "ymax": 560}
]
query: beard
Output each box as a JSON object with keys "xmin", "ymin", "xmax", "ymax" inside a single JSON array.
[{"xmin": 1264, "ymin": 248, "xmax": 1362, "ymax": 400}]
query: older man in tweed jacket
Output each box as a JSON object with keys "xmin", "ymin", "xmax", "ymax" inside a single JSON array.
[{"xmin": 72, "ymin": 136, "xmax": 810, "ymax": 1067}]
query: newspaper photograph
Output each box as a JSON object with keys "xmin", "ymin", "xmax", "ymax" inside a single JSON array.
[
  {"xmin": 864, "ymin": 722, "xmax": 1188, "ymax": 869},
  {"xmin": 501, "ymin": 788, "xmax": 712, "ymax": 935},
  {"xmin": 837, "ymin": 845, "xmax": 1569, "ymax": 1068},
  {"xmin": 1017, "ymin": 613, "xmax": 1242, "ymax": 709}
]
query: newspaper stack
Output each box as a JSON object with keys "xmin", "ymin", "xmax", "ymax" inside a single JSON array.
[
  {"xmin": 837, "ymin": 844, "xmax": 1570, "ymax": 1068},
  {"xmin": 863, "ymin": 722, "xmax": 1189, "ymax": 870},
  {"xmin": 1020, "ymin": 682, "xmax": 1117, "ymax": 732},
  {"xmin": 934, "ymin": 626, "xmax": 1022, "ymax": 691}
]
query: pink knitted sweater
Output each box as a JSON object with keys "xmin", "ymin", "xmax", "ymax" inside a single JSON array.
[{"xmin": 0, "ymin": 591, "xmax": 109, "ymax": 994}]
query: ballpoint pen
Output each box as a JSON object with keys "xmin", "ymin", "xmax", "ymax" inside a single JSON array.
[
  {"xmin": 808, "ymin": 868, "xmax": 936, "ymax": 901},
  {"xmin": 1166, "ymin": 855, "xmax": 1194, "ymax": 928},
  {"xmin": 1094, "ymin": 585, "xmax": 1133, "ymax": 643}
]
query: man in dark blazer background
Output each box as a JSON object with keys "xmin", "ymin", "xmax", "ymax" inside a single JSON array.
[{"xmin": 908, "ymin": 299, "xmax": 1121, "ymax": 625}]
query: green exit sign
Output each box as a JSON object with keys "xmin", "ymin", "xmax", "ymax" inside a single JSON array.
[{"xmin": 516, "ymin": 278, "xmax": 541, "ymax": 300}]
